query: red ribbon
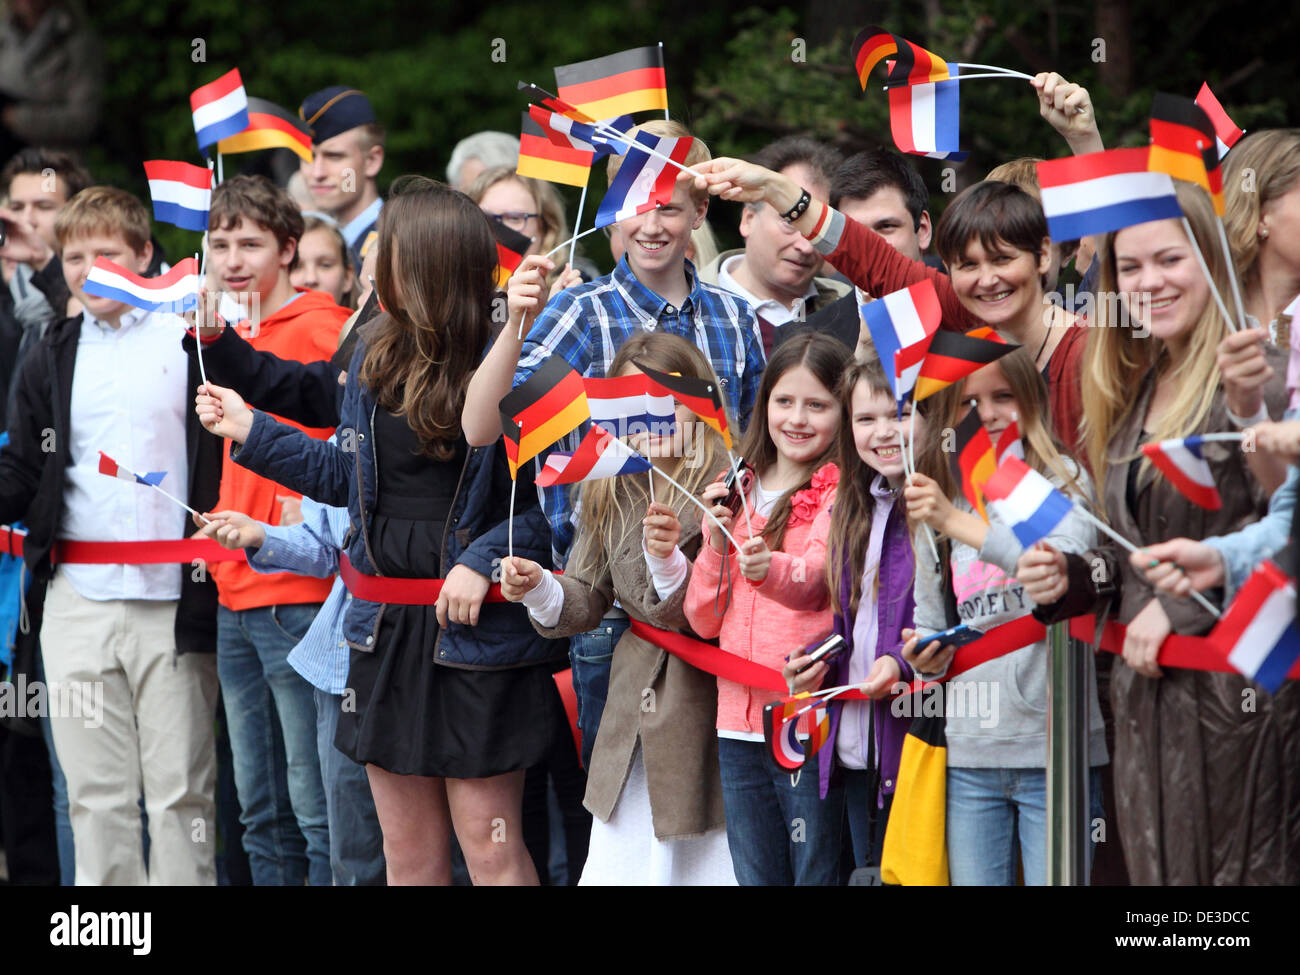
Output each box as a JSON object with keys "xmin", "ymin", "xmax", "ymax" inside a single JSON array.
[
  {"xmin": 2, "ymin": 526, "xmax": 245, "ymax": 564},
  {"xmin": 337, "ymin": 551, "xmax": 507, "ymax": 605}
]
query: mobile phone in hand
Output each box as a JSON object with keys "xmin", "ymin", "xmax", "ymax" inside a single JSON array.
[
  {"xmin": 721, "ymin": 457, "xmax": 752, "ymax": 518},
  {"xmin": 919, "ymin": 623, "xmax": 984, "ymax": 649},
  {"xmin": 795, "ymin": 633, "xmax": 847, "ymax": 674}
]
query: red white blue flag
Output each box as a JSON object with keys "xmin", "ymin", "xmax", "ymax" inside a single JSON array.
[
  {"xmin": 190, "ymin": 69, "xmax": 250, "ymax": 153},
  {"xmin": 981, "ymin": 455, "xmax": 1074, "ymax": 548},
  {"xmin": 583, "ymin": 373, "xmax": 676, "ymax": 438},
  {"xmin": 1037, "ymin": 146, "xmax": 1183, "ymax": 242},
  {"xmin": 143, "ymin": 160, "xmax": 212, "ymax": 233},
  {"xmin": 82, "ymin": 257, "xmax": 201, "ymax": 315},
  {"xmin": 762, "ymin": 693, "xmax": 832, "ymax": 772},
  {"xmin": 860, "ymin": 279, "xmax": 942, "ymax": 413},
  {"xmin": 594, "ymin": 130, "xmax": 691, "ymax": 229},
  {"xmin": 97, "ymin": 451, "xmax": 166, "ymax": 487},
  {"xmin": 1141, "ymin": 435, "xmax": 1222, "ymax": 510},
  {"xmin": 535, "ymin": 426, "xmax": 651, "ymax": 487},
  {"xmin": 1211, "ymin": 559, "xmax": 1300, "ymax": 693},
  {"xmin": 1194, "ymin": 82, "xmax": 1244, "ymax": 159},
  {"xmin": 526, "ymin": 104, "xmax": 631, "ymax": 159}
]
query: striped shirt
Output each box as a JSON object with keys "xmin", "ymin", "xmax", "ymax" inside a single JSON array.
[{"xmin": 514, "ymin": 256, "xmax": 764, "ymax": 561}]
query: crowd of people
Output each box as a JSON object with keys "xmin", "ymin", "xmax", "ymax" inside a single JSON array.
[{"xmin": 0, "ymin": 20, "xmax": 1298, "ymax": 887}]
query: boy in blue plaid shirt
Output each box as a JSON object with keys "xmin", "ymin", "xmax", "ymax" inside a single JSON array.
[{"xmin": 463, "ymin": 120, "xmax": 764, "ymax": 767}]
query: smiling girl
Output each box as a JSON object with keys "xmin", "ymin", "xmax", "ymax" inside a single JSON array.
[
  {"xmin": 683, "ymin": 331, "xmax": 849, "ymax": 886},
  {"xmin": 1018, "ymin": 182, "xmax": 1297, "ymax": 885}
]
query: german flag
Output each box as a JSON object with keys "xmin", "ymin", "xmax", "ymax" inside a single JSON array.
[
  {"xmin": 218, "ymin": 97, "xmax": 313, "ymax": 163},
  {"xmin": 491, "ymin": 219, "xmax": 531, "ymax": 289},
  {"xmin": 516, "ymin": 81, "xmax": 594, "ymax": 123},
  {"xmin": 635, "ymin": 361, "xmax": 732, "ymax": 450},
  {"xmin": 555, "ymin": 45, "xmax": 668, "ymax": 121},
  {"xmin": 517, "ymin": 110, "xmax": 593, "ymax": 188},
  {"xmin": 914, "ymin": 327, "xmax": 1016, "ymax": 401},
  {"xmin": 1148, "ymin": 93, "xmax": 1224, "ymax": 215},
  {"xmin": 949, "ymin": 407, "xmax": 997, "ymax": 522},
  {"xmin": 851, "ymin": 26, "xmax": 949, "ymax": 89},
  {"xmin": 499, "ymin": 356, "xmax": 590, "ymax": 479}
]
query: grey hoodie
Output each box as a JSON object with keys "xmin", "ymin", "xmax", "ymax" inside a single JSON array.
[{"xmin": 911, "ymin": 462, "xmax": 1108, "ymax": 769}]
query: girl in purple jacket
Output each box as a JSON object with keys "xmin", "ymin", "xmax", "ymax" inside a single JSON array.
[{"xmin": 784, "ymin": 354, "xmax": 931, "ymax": 869}]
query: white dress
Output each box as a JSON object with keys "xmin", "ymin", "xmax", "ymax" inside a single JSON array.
[{"xmin": 579, "ymin": 744, "xmax": 737, "ymax": 886}]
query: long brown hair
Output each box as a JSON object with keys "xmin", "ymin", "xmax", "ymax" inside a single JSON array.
[
  {"xmin": 358, "ymin": 176, "xmax": 496, "ymax": 460},
  {"xmin": 737, "ymin": 332, "xmax": 850, "ymax": 550},
  {"xmin": 568, "ymin": 332, "xmax": 728, "ymax": 580}
]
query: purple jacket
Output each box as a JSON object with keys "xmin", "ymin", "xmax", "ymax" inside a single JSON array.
[{"xmin": 818, "ymin": 501, "xmax": 916, "ymax": 802}]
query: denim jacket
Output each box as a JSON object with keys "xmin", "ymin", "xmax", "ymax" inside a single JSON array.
[{"xmin": 231, "ymin": 338, "xmax": 564, "ymax": 670}]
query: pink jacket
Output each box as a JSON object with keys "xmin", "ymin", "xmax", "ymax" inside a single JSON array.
[{"xmin": 684, "ymin": 463, "xmax": 838, "ymax": 734}]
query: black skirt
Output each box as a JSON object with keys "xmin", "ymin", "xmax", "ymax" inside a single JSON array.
[{"xmin": 333, "ymin": 408, "xmax": 559, "ymax": 777}]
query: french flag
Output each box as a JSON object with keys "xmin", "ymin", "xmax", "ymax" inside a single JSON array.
[
  {"xmin": 860, "ymin": 279, "xmax": 942, "ymax": 412},
  {"xmin": 535, "ymin": 426, "xmax": 651, "ymax": 487},
  {"xmin": 594, "ymin": 129, "xmax": 691, "ymax": 229},
  {"xmin": 143, "ymin": 160, "xmax": 212, "ymax": 233},
  {"xmin": 190, "ymin": 68, "xmax": 250, "ymax": 152},
  {"xmin": 1037, "ymin": 146, "xmax": 1183, "ymax": 242},
  {"xmin": 82, "ymin": 257, "xmax": 201, "ymax": 315},
  {"xmin": 1210, "ymin": 559, "xmax": 1300, "ymax": 693},
  {"xmin": 97, "ymin": 451, "xmax": 166, "ymax": 487},
  {"xmin": 1141, "ymin": 436, "xmax": 1222, "ymax": 510},
  {"xmin": 583, "ymin": 373, "xmax": 676, "ymax": 438},
  {"xmin": 887, "ymin": 61, "xmax": 966, "ymax": 160},
  {"xmin": 981, "ymin": 455, "xmax": 1075, "ymax": 548},
  {"xmin": 1194, "ymin": 82, "xmax": 1244, "ymax": 159},
  {"xmin": 526, "ymin": 105, "xmax": 631, "ymax": 159}
]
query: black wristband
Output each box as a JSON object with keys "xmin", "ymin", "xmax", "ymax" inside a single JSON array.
[{"xmin": 779, "ymin": 188, "xmax": 811, "ymax": 223}]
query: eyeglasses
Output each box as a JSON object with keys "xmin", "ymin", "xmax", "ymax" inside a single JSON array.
[{"xmin": 485, "ymin": 211, "xmax": 540, "ymax": 232}]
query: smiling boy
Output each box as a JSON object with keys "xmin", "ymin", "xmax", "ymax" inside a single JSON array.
[
  {"xmin": 202, "ymin": 174, "xmax": 349, "ymax": 886},
  {"xmin": 462, "ymin": 119, "xmax": 764, "ymax": 765},
  {"xmin": 0, "ymin": 186, "xmax": 223, "ymax": 884}
]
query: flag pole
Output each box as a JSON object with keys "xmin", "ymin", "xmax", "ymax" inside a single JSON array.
[
  {"xmin": 1073, "ymin": 506, "xmax": 1220, "ymax": 618},
  {"xmin": 625, "ymin": 443, "xmax": 740, "ymax": 549},
  {"xmin": 568, "ymin": 183, "xmax": 587, "ymax": 272},
  {"xmin": 588, "ymin": 116, "xmax": 702, "ymax": 179},
  {"xmin": 126, "ymin": 466, "xmax": 210, "ymax": 524},
  {"xmin": 508, "ymin": 420, "xmax": 521, "ymax": 560},
  {"xmin": 192, "ymin": 251, "xmax": 210, "ymax": 393},
  {"xmin": 953, "ymin": 64, "xmax": 1035, "ymax": 80},
  {"xmin": 1214, "ymin": 217, "xmax": 1249, "ymax": 332},
  {"xmin": 727, "ymin": 450, "xmax": 755, "ymax": 539},
  {"xmin": 1181, "ymin": 217, "xmax": 1237, "ymax": 332},
  {"xmin": 216, "ymin": 151, "xmax": 224, "ymax": 185},
  {"xmin": 545, "ymin": 224, "xmax": 604, "ymax": 260}
]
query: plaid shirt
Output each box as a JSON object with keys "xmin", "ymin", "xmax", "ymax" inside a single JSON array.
[{"xmin": 514, "ymin": 256, "xmax": 764, "ymax": 562}]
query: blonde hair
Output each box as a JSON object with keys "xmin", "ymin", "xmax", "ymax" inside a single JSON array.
[
  {"xmin": 567, "ymin": 332, "xmax": 729, "ymax": 581},
  {"xmin": 1081, "ymin": 181, "xmax": 1231, "ymax": 488},
  {"xmin": 1223, "ymin": 129, "xmax": 1300, "ymax": 296},
  {"xmin": 985, "ymin": 157, "xmax": 1044, "ymax": 201},
  {"xmin": 606, "ymin": 119, "xmax": 711, "ymax": 205},
  {"xmin": 466, "ymin": 165, "xmax": 569, "ymax": 258},
  {"xmin": 55, "ymin": 186, "xmax": 151, "ymax": 254}
]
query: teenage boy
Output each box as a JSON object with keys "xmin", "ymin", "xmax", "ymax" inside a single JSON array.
[
  {"xmin": 203, "ymin": 174, "xmax": 348, "ymax": 885},
  {"xmin": 462, "ymin": 119, "xmax": 764, "ymax": 766},
  {"xmin": 298, "ymin": 87, "xmax": 384, "ymax": 272},
  {"xmin": 698, "ymin": 136, "xmax": 848, "ymax": 356},
  {"xmin": 798, "ymin": 149, "xmax": 934, "ymax": 355},
  {"xmin": 0, "ymin": 186, "xmax": 223, "ymax": 884}
]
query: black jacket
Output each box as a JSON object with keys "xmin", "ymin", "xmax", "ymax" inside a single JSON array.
[
  {"xmin": 781, "ymin": 291, "xmax": 860, "ymax": 353},
  {"xmin": 0, "ymin": 314, "xmax": 224, "ymax": 686}
]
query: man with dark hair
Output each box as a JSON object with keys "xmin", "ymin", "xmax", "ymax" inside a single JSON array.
[
  {"xmin": 699, "ymin": 135, "xmax": 848, "ymax": 356},
  {"xmin": 792, "ymin": 148, "xmax": 934, "ymax": 355},
  {"xmin": 298, "ymin": 87, "xmax": 384, "ymax": 273}
]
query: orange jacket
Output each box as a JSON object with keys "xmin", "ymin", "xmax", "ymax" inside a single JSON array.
[{"xmin": 210, "ymin": 289, "xmax": 349, "ymax": 611}]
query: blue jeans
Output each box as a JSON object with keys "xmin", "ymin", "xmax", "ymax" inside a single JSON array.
[
  {"xmin": 569, "ymin": 616, "xmax": 629, "ymax": 769},
  {"xmin": 717, "ymin": 737, "xmax": 844, "ymax": 886},
  {"xmin": 842, "ymin": 769, "xmax": 893, "ymax": 869},
  {"xmin": 313, "ymin": 686, "xmax": 385, "ymax": 885},
  {"xmin": 946, "ymin": 766, "xmax": 1104, "ymax": 886},
  {"xmin": 217, "ymin": 604, "xmax": 330, "ymax": 886}
]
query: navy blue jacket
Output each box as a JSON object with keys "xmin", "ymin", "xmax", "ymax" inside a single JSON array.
[{"xmin": 231, "ymin": 338, "xmax": 564, "ymax": 670}]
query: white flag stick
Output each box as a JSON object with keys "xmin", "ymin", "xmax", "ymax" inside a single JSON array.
[
  {"xmin": 544, "ymin": 223, "xmax": 605, "ymax": 260},
  {"xmin": 568, "ymin": 183, "xmax": 588, "ymax": 271},
  {"xmin": 1181, "ymin": 217, "xmax": 1237, "ymax": 333},
  {"xmin": 1214, "ymin": 217, "xmax": 1249, "ymax": 332},
  {"xmin": 192, "ymin": 251, "xmax": 209, "ymax": 393}
]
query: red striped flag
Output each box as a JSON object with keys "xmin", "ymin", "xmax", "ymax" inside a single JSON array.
[{"xmin": 1194, "ymin": 82, "xmax": 1244, "ymax": 159}]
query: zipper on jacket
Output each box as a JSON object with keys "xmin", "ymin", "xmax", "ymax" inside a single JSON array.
[{"xmin": 354, "ymin": 403, "xmax": 381, "ymax": 576}]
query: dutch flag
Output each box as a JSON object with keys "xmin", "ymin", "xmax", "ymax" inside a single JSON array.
[
  {"xmin": 143, "ymin": 160, "xmax": 212, "ymax": 233},
  {"xmin": 97, "ymin": 452, "xmax": 166, "ymax": 487},
  {"xmin": 1036, "ymin": 146, "xmax": 1184, "ymax": 243},
  {"xmin": 887, "ymin": 61, "xmax": 967, "ymax": 160},
  {"xmin": 1141, "ymin": 436, "xmax": 1222, "ymax": 510},
  {"xmin": 980, "ymin": 455, "xmax": 1075, "ymax": 548},
  {"xmin": 583, "ymin": 373, "xmax": 676, "ymax": 439},
  {"xmin": 594, "ymin": 129, "xmax": 692, "ymax": 229},
  {"xmin": 860, "ymin": 279, "xmax": 943, "ymax": 414},
  {"xmin": 535, "ymin": 427, "xmax": 652, "ymax": 488},
  {"xmin": 1210, "ymin": 559, "xmax": 1300, "ymax": 693},
  {"xmin": 82, "ymin": 257, "xmax": 201, "ymax": 315},
  {"xmin": 190, "ymin": 68, "xmax": 250, "ymax": 153}
]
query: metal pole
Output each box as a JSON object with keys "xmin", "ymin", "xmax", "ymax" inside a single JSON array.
[{"xmin": 1045, "ymin": 620, "xmax": 1090, "ymax": 885}]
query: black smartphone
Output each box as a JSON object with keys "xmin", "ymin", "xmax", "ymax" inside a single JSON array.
[
  {"xmin": 919, "ymin": 624, "xmax": 984, "ymax": 649},
  {"xmin": 795, "ymin": 633, "xmax": 848, "ymax": 674},
  {"xmin": 721, "ymin": 457, "xmax": 752, "ymax": 517}
]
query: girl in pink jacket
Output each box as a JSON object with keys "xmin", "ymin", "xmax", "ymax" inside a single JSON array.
[{"xmin": 685, "ymin": 332, "xmax": 850, "ymax": 885}]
